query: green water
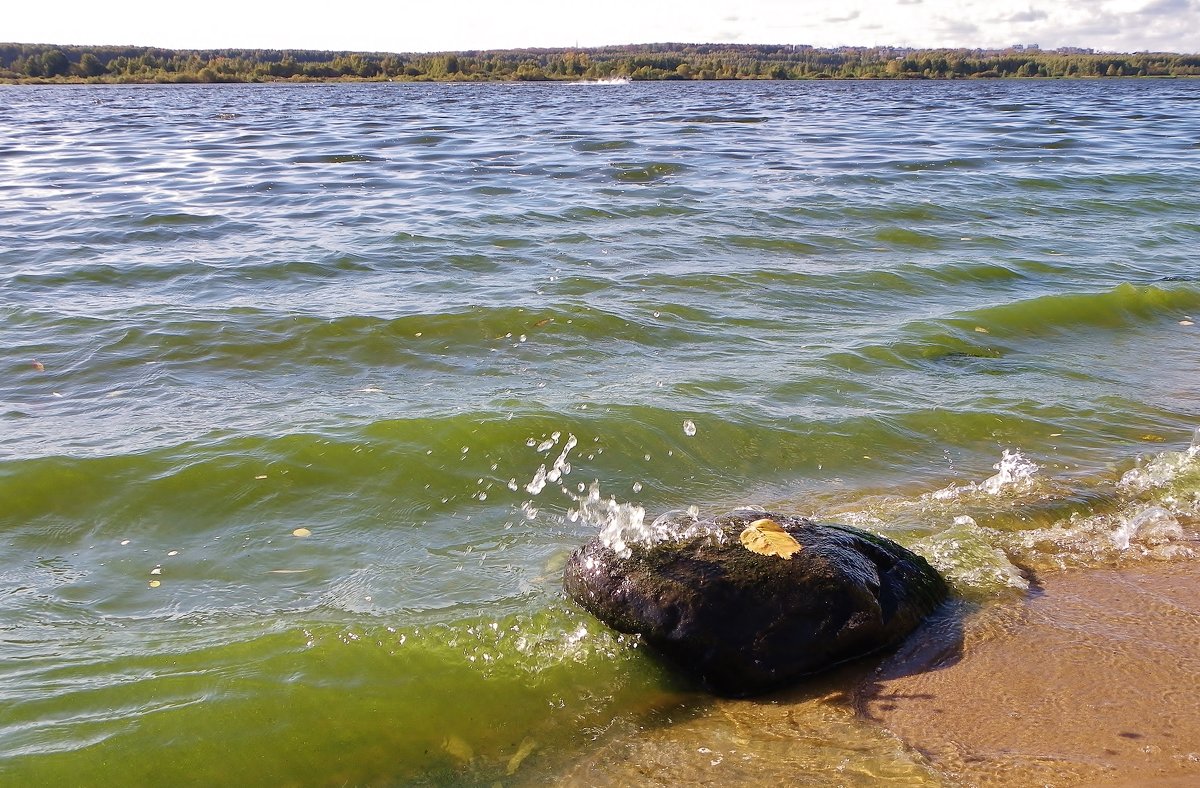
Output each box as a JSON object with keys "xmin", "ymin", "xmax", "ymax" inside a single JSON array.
[{"xmin": 2, "ymin": 80, "xmax": 1199, "ymax": 784}]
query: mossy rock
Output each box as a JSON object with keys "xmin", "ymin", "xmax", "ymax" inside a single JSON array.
[{"xmin": 563, "ymin": 509, "xmax": 948, "ymax": 696}]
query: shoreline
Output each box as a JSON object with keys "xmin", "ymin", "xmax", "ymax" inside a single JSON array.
[
  {"xmin": 5, "ymin": 42, "xmax": 1198, "ymax": 84},
  {"xmin": 858, "ymin": 559, "xmax": 1200, "ymax": 786},
  {"xmin": 3, "ymin": 75, "xmax": 1197, "ymax": 86},
  {"xmin": 547, "ymin": 559, "xmax": 1200, "ymax": 786}
]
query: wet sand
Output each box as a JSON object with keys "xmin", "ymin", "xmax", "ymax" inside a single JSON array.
[
  {"xmin": 550, "ymin": 560, "xmax": 1200, "ymax": 786},
  {"xmin": 858, "ymin": 560, "xmax": 1200, "ymax": 786}
]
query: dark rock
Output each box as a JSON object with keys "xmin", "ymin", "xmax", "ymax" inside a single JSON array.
[{"xmin": 563, "ymin": 509, "xmax": 949, "ymax": 696}]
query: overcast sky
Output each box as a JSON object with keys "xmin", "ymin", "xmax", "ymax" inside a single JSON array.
[{"xmin": 6, "ymin": 0, "xmax": 1199, "ymax": 53}]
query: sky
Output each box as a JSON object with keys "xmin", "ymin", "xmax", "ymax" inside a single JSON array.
[{"xmin": 5, "ymin": 0, "xmax": 1199, "ymax": 54}]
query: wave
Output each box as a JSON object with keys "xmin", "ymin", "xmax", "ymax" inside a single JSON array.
[
  {"xmin": 821, "ymin": 432, "xmax": 1200, "ymax": 600},
  {"xmin": 825, "ymin": 283, "xmax": 1200, "ymax": 372}
]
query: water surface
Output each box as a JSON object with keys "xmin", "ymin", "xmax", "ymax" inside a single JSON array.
[{"xmin": 2, "ymin": 79, "xmax": 1199, "ymax": 784}]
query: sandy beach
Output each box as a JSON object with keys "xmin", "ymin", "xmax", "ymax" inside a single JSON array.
[
  {"xmin": 859, "ymin": 560, "xmax": 1200, "ymax": 786},
  {"xmin": 551, "ymin": 559, "xmax": 1200, "ymax": 786}
]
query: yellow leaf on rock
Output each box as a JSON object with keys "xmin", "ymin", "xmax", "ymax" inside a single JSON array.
[{"xmin": 739, "ymin": 519, "xmax": 802, "ymax": 559}]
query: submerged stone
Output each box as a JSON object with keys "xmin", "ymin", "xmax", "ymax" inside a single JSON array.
[{"xmin": 563, "ymin": 509, "xmax": 949, "ymax": 696}]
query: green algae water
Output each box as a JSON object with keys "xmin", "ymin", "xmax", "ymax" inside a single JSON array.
[{"xmin": 2, "ymin": 80, "xmax": 1200, "ymax": 785}]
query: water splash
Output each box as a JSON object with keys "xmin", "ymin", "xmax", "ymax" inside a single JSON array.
[
  {"xmin": 524, "ymin": 433, "xmax": 578, "ymax": 495},
  {"xmin": 571, "ymin": 482, "xmax": 648, "ymax": 559},
  {"xmin": 564, "ymin": 483, "xmax": 718, "ymax": 559},
  {"xmin": 913, "ymin": 516, "xmax": 1030, "ymax": 598},
  {"xmin": 826, "ymin": 435, "xmax": 1200, "ymax": 596},
  {"xmin": 929, "ymin": 449, "xmax": 1040, "ymax": 500},
  {"xmin": 1111, "ymin": 506, "xmax": 1183, "ymax": 551},
  {"xmin": 1117, "ymin": 426, "xmax": 1200, "ymax": 493}
]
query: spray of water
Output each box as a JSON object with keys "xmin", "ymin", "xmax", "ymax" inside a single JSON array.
[
  {"xmin": 518, "ymin": 430, "xmax": 713, "ymax": 559},
  {"xmin": 929, "ymin": 449, "xmax": 1040, "ymax": 501}
]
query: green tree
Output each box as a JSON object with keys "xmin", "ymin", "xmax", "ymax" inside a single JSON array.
[
  {"xmin": 77, "ymin": 52, "xmax": 105, "ymax": 77},
  {"xmin": 40, "ymin": 49, "xmax": 69, "ymax": 77}
]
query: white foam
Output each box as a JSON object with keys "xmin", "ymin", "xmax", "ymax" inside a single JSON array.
[
  {"xmin": 577, "ymin": 481, "xmax": 648, "ymax": 559},
  {"xmin": 1118, "ymin": 427, "xmax": 1200, "ymax": 493},
  {"xmin": 1112, "ymin": 506, "xmax": 1183, "ymax": 550},
  {"xmin": 930, "ymin": 449, "xmax": 1040, "ymax": 500}
]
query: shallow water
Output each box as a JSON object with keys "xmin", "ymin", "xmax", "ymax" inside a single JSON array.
[{"xmin": 2, "ymin": 79, "xmax": 1199, "ymax": 784}]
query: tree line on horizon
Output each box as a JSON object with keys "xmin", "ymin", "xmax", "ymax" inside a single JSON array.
[{"xmin": 2, "ymin": 42, "xmax": 1199, "ymax": 83}]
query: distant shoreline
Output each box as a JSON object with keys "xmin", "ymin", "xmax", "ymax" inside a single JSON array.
[
  {"xmin": 4, "ymin": 75, "xmax": 1198, "ymax": 86},
  {"xmin": 3, "ymin": 42, "xmax": 1198, "ymax": 84}
]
